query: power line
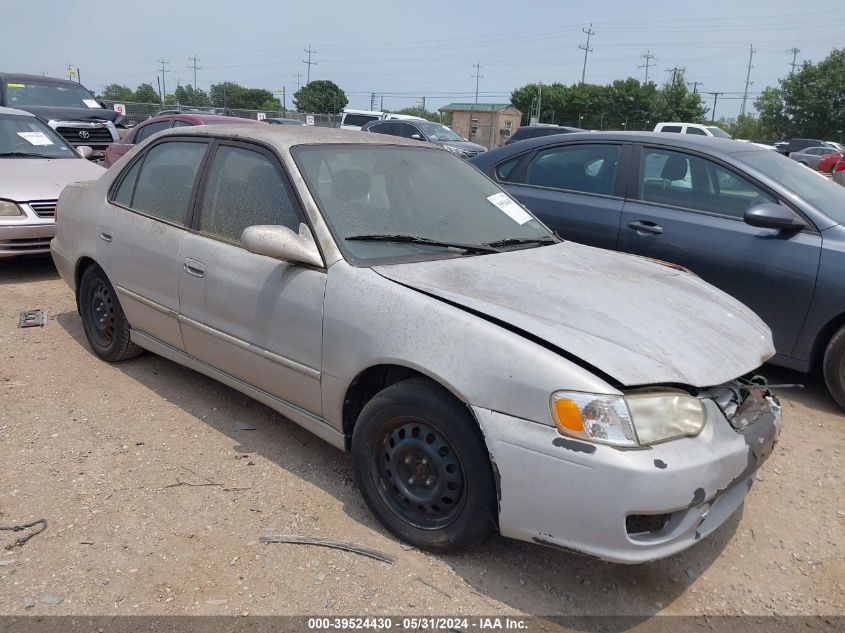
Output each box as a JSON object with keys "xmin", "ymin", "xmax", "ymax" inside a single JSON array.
[
  {"xmin": 740, "ymin": 43, "xmax": 755, "ymax": 116},
  {"xmin": 157, "ymin": 58, "xmax": 170, "ymax": 100},
  {"xmin": 788, "ymin": 47, "xmax": 800, "ymax": 74},
  {"xmin": 187, "ymin": 55, "xmax": 201, "ymax": 90},
  {"xmin": 638, "ymin": 50, "xmax": 656, "ymax": 84},
  {"xmin": 302, "ymin": 46, "xmax": 317, "ymax": 84},
  {"xmin": 579, "ymin": 23, "xmax": 595, "ymax": 83}
]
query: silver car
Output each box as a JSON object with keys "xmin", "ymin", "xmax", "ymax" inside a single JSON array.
[
  {"xmin": 1, "ymin": 106, "xmax": 104, "ymax": 257},
  {"xmin": 788, "ymin": 145, "xmax": 840, "ymax": 170},
  {"xmin": 51, "ymin": 125, "xmax": 782, "ymax": 563}
]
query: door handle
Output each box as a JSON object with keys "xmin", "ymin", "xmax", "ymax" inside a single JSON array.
[
  {"xmin": 183, "ymin": 258, "xmax": 206, "ymax": 278},
  {"xmin": 99, "ymin": 229, "xmax": 113, "ymax": 242},
  {"xmin": 627, "ymin": 220, "xmax": 664, "ymax": 235}
]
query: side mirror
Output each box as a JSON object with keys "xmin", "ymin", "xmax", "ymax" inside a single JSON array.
[
  {"xmin": 76, "ymin": 145, "xmax": 94, "ymax": 159},
  {"xmin": 241, "ymin": 223, "xmax": 323, "ymax": 267},
  {"xmin": 410, "ymin": 133, "xmax": 423, "ymax": 140},
  {"xmin": 744, "ymin": 203, "xmax": 807, "ymax": 231}
]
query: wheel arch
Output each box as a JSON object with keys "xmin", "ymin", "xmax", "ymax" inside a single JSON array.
[
  {"xmin": 74, "ymin": 255, "xmax": 101, "ymax": 292},
  {"xmin": 810, "ymin": 309, "xmax": 845, "ymax": 369}
]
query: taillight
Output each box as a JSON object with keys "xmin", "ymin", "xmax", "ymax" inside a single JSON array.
[
  {"xmin": 835, "ymin": 161, "xmax": 845, "ymax": 173},
  {"xmin": 54, "ymin": 202, "xmax": 59, "ymax": 222}
]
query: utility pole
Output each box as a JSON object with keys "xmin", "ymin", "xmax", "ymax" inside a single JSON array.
[
  {"xmin": 638, "ymin": 50, "xmax": 656, "ymax": 84},
  {"xmin": 579, "ymin": 24, "xmax": 594, "ymax": 84},
  {"xmin": 281, "ymin": 86, "xmax": 286, "ymax": 114},
  {"xmin": 470, "ymin": 61, "xmax": 482, "ymax": 140},
  {"xmin": 741, "ymin": 44, "xmax": 755, "ymax": 116},
  {"xmin": 187, "ymin": 55, "xmax": 201, "ymax": 89},
  {"xmin": 687, "ymin": 80, "xmax": 703, "ymax": 94},
  {"xmin": 295, "ymin": 73, "xmax": 302, "ymax": 90},
  {"xmin": 380, "ymin": 95, "xmax": 384, "ymax": 110},
  {"xmin": 66, "ymin": 63, "xmax": 75, "ymax": 81},
  {"xmin": 302, "ymin": 46, "xmax": 317, "ymax": 84},
  {"xmin": 157, "ymin": 58, "xmax": 170, "ymax": 102},
  {"xmin": 76, "ymin": 67, "xmax": 82, "ymax": 85},
  {"xmin": 370, "ymin": 92, "xmax": 377, "ymax": 110},
  {"xmin": 788, "ymin": 47, "xmax": 800, "ymax": 74},
  {"xmin": 706, "ymin": 91, "xmax": 724, "ymax": 123},
  {"xmin": 666, "ymin": 66, "xmax": 685, "ymax": 85},
  {"xmin": 536, "ymin": 82, "xmax": 543, "ymax": 124}
]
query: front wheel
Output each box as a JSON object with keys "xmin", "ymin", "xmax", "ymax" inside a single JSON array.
[
  {"xmin": 351, "ymin": 378, "xmax": 496, "ymax": 552},
  {"xmin": 78, "ymin": 264, "xmax": 143, "ymax": 362},
  {"xmin": 822, "ymin": 324, "xmax": 845, "ymax": 409}
]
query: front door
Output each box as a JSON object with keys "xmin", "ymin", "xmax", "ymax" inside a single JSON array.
[
  {"xmin": 177, "ymin": 141, "xmax": 326, "ymax": 416},
  {"xmin": 619, "ymin": 145, "xmax": 821, "ymax": 358},
  {"xmin": 99, "ymin": 138, "xmax": 210, "ymax": 350}
]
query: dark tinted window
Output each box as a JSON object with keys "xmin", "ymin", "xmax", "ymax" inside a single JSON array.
[
  {"xmin": 112, "ymin": 158, "xmax": 143, "ymax": 207},
  {"xmin": 131, "ymin": 141, "xmax": 207, "ymax": 224},
  {"xmin": 135, "ymin": 120, "xmax": 173, "ymax": 142},
  {"xmin": 198, "ymin": 145, "xmax": 300, "ymax": 243},
  {"xmin": 369, "ymin": 122, "xmax": 399, "ymax": 136},
  {"xmin": 660, "ymin": 125, "xmax": 682, "ymax": 133},
  {"xmin": 685, "ymin": 127, "xmax": 708, "ymax": 135},
  {"xmin": 395, "ymin": 123, "xmax": 418, "ymax": 139},
  {"xmin": 514, "ymin": 144, "xmax": 622, "ymax": 196},
  {"xmin": 640, "ymin": 148, "xmax": 776, "ymax": 219},
  {"xmin": 171, "ymin": 120, "xmax": 194, "ymax": 128},
  {"xmin": 495, "ymin": 156, "xmax": 522, "ymax": 180},
  {"xmin": 343, "ymin": 113, "xmax": 379, "ymax": 127}
]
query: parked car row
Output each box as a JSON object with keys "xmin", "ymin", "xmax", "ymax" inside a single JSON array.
[{"xmin": 49, "ymin": 122, "xmax": 782, "ymax": 563}]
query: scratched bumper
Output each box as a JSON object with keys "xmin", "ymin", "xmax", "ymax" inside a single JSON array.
[{"xmin": 472, "ymin": 396, "xmax": 781, "ymax": 564}]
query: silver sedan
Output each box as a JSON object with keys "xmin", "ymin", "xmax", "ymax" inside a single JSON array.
[{"xmin": 51, "ymin": 125, "xmax": 781, "ymax": 563}]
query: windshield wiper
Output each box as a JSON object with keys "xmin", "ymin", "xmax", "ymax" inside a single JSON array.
[
  {"xmin": 0, "ymin": 152, "xmax": 58, "ymax": 159},
  {"xmin": 346, "ymin": 234, "xmax": 500, "ymax": 254},
  {"xmin": 483, "ymin": 237, "xmax": 559, "ymax": 249}
]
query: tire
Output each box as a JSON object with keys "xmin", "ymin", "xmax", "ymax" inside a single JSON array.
[
  {"xmin": 77, "ymin": 264, "xmax": 143, "ymax": 362},
  {"xmin": 822, "ymin": 324, "xmax": 845, "ymax": 409},
  {"xmin": 351, "ymin": 378, "xmax": 496, "ymax": 552}
]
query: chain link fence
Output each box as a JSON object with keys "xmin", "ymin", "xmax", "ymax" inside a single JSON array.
[{"xmin": 100, "ymin": 100, "xmax": 340, "ymax": 129}]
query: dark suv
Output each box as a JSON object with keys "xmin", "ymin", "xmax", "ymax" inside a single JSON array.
[
  {"xmin": 504, "ymin": 125, "xmax": 583, "ymax": 145},
  {"xmin": 0, "ymin": 73, "xmax": 122, "ymax": 160},
  {"xmin": 362, "ymin": 119, "xmax": 486, "ymax": 159}
]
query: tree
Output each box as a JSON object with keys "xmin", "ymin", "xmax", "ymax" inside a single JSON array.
[
  {"xmin": 99, "ymin": 84, "xmax": 135, "ymax": 102},
  {"xmin": 755, "ymin": 87, "xmax": 790, "ymax": 140},
  {"xmin": 393, "ymin": 107, "xmax": 439, "ymax": 122},
  {"xmin": 174, "ymin": 84, "xmax": 211, "ymax": 108},
  {"xmin": 209, "ymin": 82, "xmax": 280, "ymax": 110},
  {"xmin": 133, "ymin": 83, "xmax": 160, "ymax": 104},
  {"xmin": 293, "ymin": 80, "xmax": 348, "ymax": 114},
  {"xmin": 652, "ymin": 72, "xmax": 707, "ymax": 124}
]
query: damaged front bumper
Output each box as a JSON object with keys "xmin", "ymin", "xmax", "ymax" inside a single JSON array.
[{"xmin": 472, "ymin": 388, "xmax": 781, "ymax": 564}]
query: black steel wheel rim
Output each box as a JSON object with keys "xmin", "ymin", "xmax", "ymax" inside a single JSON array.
[
  {"xmin": 371, "ymin": 417, "xmax": 467, "ymax": 530},
  {"xmin": 88, "ymin": 281, "xmax": 116, "ymax": 347}
]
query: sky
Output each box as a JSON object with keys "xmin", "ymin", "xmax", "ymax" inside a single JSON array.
[{"xmin": 1, "ymin": 1, "xmax": 843, "ymax": 121}]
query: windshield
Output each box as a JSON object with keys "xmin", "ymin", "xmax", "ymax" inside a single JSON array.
[
  {"xmin": 706, "ymin": 126, "xmax": 732, "ymax": 138},
  {"xmin": 735, "ymin": 149, "xmax": 845, "ymax": 224},
  {"xmin": 293, "ymin": 145, "xmax": 555, "ymax": 264},
  {"xmin": 417, "ymin": 122, "xmax": 464, "ymax": 142},
  {"xmin": 0, "ymin": 113, "xmax": 76, "ymax": 158},
  {"xmin": 5, "ymin": 80, "xmax": 101, "ymax": 109}
]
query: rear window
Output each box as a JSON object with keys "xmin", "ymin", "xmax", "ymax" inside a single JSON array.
[
  {"xmin": 659, "ymin": 125, "xmax": 682, "ymax": 133},
  {"xmin": 343, "ymin": 114, "xmax": 379, "ymax": 127}
]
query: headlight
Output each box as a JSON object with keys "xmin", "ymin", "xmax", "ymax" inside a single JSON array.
[
  {"xmin": 443, "ymin": 145, "xmax": 465, "ymax": 157},
  {"xmin": 551, "ymin": 390, "xmax": 706, "ymax": 447},
  {"xmin": 0, "ymin": 200, "xmax": 22, "ymax": 217}
]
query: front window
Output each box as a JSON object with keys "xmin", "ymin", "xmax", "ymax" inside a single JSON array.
[
  {"xmin": 416, "ymin": 122, "xmax": 464, "ymax": 142},
  {"xmin": 706, "ymin": 126, "xmax": 732, "ymax": 138},
  {"xmin": 0, "ymin": 113, "xmax": 76, "ymax": 158},
  {"xmin": 293, "ymin": 145, "xmax": 555, "ymax": 264},
  {"xmin": 735, "ymin": 149, "xmax": 845, "ymax": 225},
  {"xmin": 5, "ymin": 80, "xmax": 101, "ymax": 109}
]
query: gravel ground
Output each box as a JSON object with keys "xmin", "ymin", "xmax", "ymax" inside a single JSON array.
[{"xmin": 0, "ymin": 256, "xmax": 843, "ymax": 619}]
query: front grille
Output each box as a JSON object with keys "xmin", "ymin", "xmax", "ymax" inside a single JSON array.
[
  {"xmin": 56, "ymin": 126, "xmax": 113, "ymax": 146},
  {"xmin": 0, "ymin": 237, "xmax": 52, "ymax": 253},
  {"xmin": 463, "ymin": 150, "xmax": 484, "ymax": 159},
  {"xmin": 28, "ymin": 200, "xmax": 57, "ymax": 218}
]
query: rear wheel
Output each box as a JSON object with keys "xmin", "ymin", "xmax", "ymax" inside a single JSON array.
[
  {"xmin": 78, "ymin": 264, "xmax": 143, "ymax": 362},
  {"xmin": 351, "ymin": 378, "xmax": 496, "ymax": 552},
  {"xmin": 822, "ymin": 324, "xmax": 845, "ymax": 409}
]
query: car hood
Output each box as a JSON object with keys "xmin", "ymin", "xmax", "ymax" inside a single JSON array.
[
  {"xmin": 374, "ymin": 242, "xmax": 774, "ymax": 388},
  {"xmin": 441, "ymin": 140, "xmax": 487, "ymax": 153},
  {"xmin": 17, "ymin": 105, "xmax": 123, "ymax": 126},
  {"xmin": 0, "ymin": 158, "xmax": 105, "ymax": 201}
]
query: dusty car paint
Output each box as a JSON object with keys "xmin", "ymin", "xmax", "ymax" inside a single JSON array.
[{"xmin": 51, "ymin": 124, "xmax": 782, "ymax": 563}]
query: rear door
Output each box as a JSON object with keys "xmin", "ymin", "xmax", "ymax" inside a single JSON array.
[
  {"xmin": 177, "ymin": 140, "xmax": 326, "ymax": 415},
  {"xmin": 100, "ymin": 138, "xmax": 210, "ymax": 350},
  {"xmin": 495, "ymin": 142, "xmax": 628, "ymax": 249},
  {"xmin": 619, "ymin": 144, "xmax": 821, "ymax": 356}
]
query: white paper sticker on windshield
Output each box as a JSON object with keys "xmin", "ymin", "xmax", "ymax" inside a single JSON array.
[
  {"xmin": 487, "ymin": 192, "xmax": 532, "ymax": 225},
  {"xmin": 83, "ymin": 99, "xmax": 100, "ymax": 108},
  {"xmin": 17, "ymin": 131, "xmax": 54, "ymax": 146}
]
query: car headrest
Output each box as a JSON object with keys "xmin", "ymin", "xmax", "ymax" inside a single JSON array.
[{"xmin": 661, "ymin": 155, "xmax": 688, "ymax": 181}]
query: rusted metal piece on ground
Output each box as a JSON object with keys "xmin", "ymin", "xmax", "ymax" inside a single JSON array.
[
  {"xmin": 259, "ymin": 535, "xmax": 394, "ymax": 564},
  {"xmin": 18, "ymin": 309, "xmax": 46, "ymax": 328},
  {"xmin": 1, "ymin": 518, "xmax": 48, "ymax": 549}
]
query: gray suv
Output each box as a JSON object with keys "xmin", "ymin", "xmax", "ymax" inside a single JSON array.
[{"xmin": 363, "ymin": 119, "xmax": 486, "ymax": 159}]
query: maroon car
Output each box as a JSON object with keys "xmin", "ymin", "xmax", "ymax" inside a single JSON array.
[{"xmin": 103, "ymin": 113, "xmax": 259, "ymax": 167}]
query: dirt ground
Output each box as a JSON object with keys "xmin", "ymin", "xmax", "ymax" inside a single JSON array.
[{"xmin": 0, "ymin": 256, "xmax": 843, "ymax": 620}]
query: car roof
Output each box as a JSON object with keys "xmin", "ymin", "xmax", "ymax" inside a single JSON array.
[
  {"xmin": 155, "ymin": 123, "xmax": 434, "ymax": 150},
  {"xmin": 141, "ymin": 113, "xmax": 257, "ymax": 125},
  {"xmin": 0, "ymin": 105, "xmax": 35, "ymax": 117},
  {"xmin": 0, "ymin": 72, "xmax": 83, "ymax": 87},
  {"xmin": 493, "ymin": 131, "xmax": 768, "ymax": 157}
]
